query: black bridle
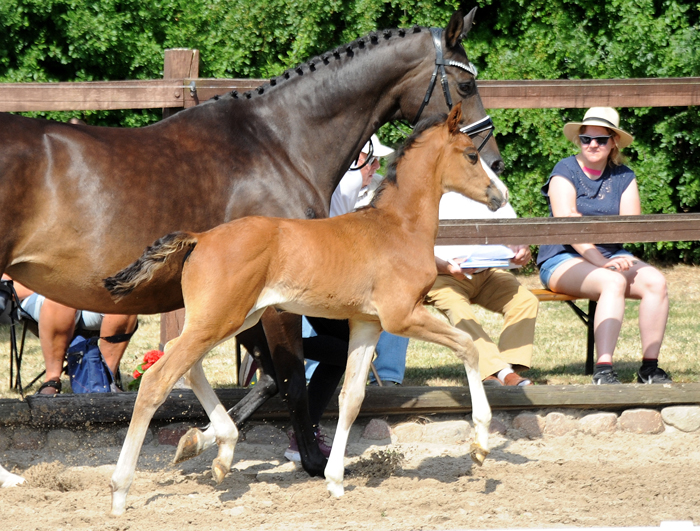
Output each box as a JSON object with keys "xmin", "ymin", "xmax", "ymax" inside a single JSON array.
[
  {"xmin": 355, "ymin": 27, "xmax": 495, "ymax": 170},
  {"xmin": 412, "ymin": 27, "xmax": 494, "ymax": 152}
]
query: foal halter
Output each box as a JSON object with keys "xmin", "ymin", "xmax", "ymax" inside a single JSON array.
[{"xmin": 412, "ymin": 27, "xmax": 494, "ymax": 152}]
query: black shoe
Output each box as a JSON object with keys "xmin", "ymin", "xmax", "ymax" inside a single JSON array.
[
  {"xmin": 592, "ymin": 368, "xmax": 622, "ymax": 385},
  {"xmin": 637, "ymin": 366, "xmax": 672, "ymax": 384}
]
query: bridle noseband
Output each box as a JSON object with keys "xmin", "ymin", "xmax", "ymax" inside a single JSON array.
[{"xmin": 412, "ymin": 27, "xmax": 494, "ymax": 152}]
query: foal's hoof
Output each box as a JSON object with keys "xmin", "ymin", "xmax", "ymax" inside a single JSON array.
[
  {"xmin": 211, "ymin": 458, "xmax": 229, "ymax": 485},
  {"xmin": 173, "ymin": 428, "xmax": 204, "ymax": 464},
  {"xmin": 469, "ymin": 443, "xmax": 489, "ymax": 466}
]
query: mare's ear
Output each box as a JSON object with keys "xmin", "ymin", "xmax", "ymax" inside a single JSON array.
[
  {"xmin": 445, "ymin": 9, "xmax": 464, "ymax": 49},
  {"xmin": 445, "ymin": 7, "xmax": 477, "ymax": 48},
  {"xmin": 460, "ymin": 7, "xmax": 477, "ymax": 40},
  {"xmin": 447, "ymin": 102, "xmax": 463, "ymax": 135}
]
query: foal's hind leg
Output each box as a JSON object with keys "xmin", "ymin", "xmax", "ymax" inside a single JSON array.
[
  {"xmin": 174, "ymin": 320, "xmax": 279, "ymax": 465},
  {"xmin": 385, "ymin": 306, "xmax": 491, "ymax": 464},
  {"xmin": 325, "ymin": 320, "xmax": 382, "ymax": 497}
]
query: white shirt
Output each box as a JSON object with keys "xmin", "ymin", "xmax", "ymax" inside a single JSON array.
[
  {"xmin": 330, "ymin": 170, "xmax": 384, "ymax": 217},
  {"xmin": 435, "ymin": 193, "xmax": 517, "ymax": 263}
]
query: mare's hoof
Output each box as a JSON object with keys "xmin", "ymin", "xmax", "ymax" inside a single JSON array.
[
  {"xmin": 469, "ymin": 443, "xmax": 489, "ymax": 466},
  {"xmin": 173, "ymin": 428, "xmax": 204, "ymax": 464},
  {"xmin": 211, "ymin": 458, "xmax": 229, "ymax": 485}
]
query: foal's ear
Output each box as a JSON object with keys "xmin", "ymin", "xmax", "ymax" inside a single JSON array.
[{"xmin": 447, "ymin": 102, "xmax": 463, "ymax": 135}]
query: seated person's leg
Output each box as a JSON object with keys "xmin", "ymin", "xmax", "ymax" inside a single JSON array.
[
  {"xmin": 98, "ymin": 314, "xmax": 138, "ymax": 377},
  {"xmin": 36, "ymin": 297, "xmax": 80, "ymax": 394},
  {"xmin": 369, "ymin": 332, "xmax": 409, "ymax": 385},
  {"xmin": 426, "ymin": 274, "xmax": 509, "ymax": 381}
]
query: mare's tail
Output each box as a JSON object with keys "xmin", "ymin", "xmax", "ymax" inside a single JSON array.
[{"xmin": 103, "ymin": 231, "xmax": 198, "ymax": 301}]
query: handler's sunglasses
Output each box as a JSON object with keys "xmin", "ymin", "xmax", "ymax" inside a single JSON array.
[
  {"xmin": 579, "ymin": 134, "xmax": 612, "ymax": 146},
  {"xmin": 367, "ymin": 156, "xmax": 378, "ymax": 166}
]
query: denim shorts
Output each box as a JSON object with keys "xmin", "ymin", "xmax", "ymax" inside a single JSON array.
[{"xmin": 538, "ymin": 250, "xmax": 634, "ymax": 289}]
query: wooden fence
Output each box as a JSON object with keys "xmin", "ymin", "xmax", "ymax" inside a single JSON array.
[{"xmin": 3, "ymin": 48, "xmax": 700, "ymax": 405}]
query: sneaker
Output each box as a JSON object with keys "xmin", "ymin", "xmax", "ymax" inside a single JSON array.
[
  {"xmin": 284, "ymin": 428, "xmax": 332, "ymax": 462},
  {"xmin": 637, "ymin": 366, "xmax": 673, "ymax": 384},
  {"xmin": 592, "ymin": 368, "xmax": 622, "ymax": 385}
]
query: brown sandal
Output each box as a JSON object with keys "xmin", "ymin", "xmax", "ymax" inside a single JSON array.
[
  {"xmin": 503, "ymin": 373, "xmax": 532, "ymax": 387},
  {"xmin": 36, "ymin": 379, "xmax": 62, "ymax": 395}
]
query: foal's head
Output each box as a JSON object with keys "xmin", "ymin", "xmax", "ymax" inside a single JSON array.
[{"xmin": 389, "ymin": 103, "xmax": 508, "ymax": 211}]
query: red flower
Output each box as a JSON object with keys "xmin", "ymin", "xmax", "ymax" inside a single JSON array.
[{"xmin": 132, "ymin": 350, "xmax": 164, "ymax": 379}]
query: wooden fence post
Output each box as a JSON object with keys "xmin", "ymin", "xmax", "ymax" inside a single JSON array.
[{"xmin": 159, "ymin": 48, "xmax": 199, "ymax": 350}]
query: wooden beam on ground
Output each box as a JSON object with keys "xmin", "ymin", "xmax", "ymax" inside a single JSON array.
[
  {"xmin": 3, "ymin": 384, "xmax": 699, "ymax": 426},
  {"xmin": 436, "ymin": 213, "xmax": 700, "ymax": 246}
]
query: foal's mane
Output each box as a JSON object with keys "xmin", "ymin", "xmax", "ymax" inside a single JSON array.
[
  {"xmin": 365, "ymin": 113, "xmax": 448, "ymax": 208},
  {"xmin": 204, "ymin": 26, "xmax": 428, "ymax": 105}
]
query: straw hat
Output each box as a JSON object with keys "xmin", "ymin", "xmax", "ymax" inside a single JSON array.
[
  {"xmin": 361, "ymin": 134, "xmax": 394, "ymax": 157},
  {"xmin": 563, "ymin": 107, "xmax": 634, "ymax": 149}
]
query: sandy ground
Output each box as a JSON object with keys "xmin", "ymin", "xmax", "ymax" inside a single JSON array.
[{"xmin": 1, "ymin": 416, "xmax": 699, "ymax": 531}]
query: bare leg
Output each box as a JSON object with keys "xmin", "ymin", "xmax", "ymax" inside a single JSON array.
[
  {"xmin": 99, "ymin": 314, "xmax": 138, "ymax": 376},
  {"xmin": 548, "ymin": 259, "xmax": 627, "ymax": 364},
  {"xmin": 325, "ymin": 320, "xmax": 382, "ymax": 497},
  {"xmin": 38, "ymin": 299, "xmax": 78, "ymax": 391}
]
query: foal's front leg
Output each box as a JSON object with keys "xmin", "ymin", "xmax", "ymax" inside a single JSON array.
[
  {"xmin": 388, "ymin": 305, "xmax": 491, "ymax": 464},
  {"xmin": 325, "ymin": 320, "xmax": 382, "ymax": 497}
]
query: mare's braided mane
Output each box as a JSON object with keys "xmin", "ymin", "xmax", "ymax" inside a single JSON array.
[{"xmin": 205, "ymin": 26, "xmax": 425, "ymax": 104}]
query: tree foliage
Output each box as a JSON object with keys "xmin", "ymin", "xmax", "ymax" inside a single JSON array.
[{"xmin": 1, "ymin": 0, "xmax": 699, "ymax": 261}]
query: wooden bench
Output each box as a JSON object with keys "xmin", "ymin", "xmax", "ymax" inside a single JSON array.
[{"xmin": 530, "ymin": 288, "xmax": 596, "ymax": 375}]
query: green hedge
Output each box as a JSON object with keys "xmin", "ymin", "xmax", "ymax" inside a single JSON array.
[{"xmin": 2, "ymin": 0, "xmax": 699, "ymax": 261}]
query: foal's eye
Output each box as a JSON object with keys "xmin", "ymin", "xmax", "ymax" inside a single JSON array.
[
  {"xmin": 457, "ymin": 80, "xmax": 476, "ymax": 96},
  {"xmin": 467, "ymin": 152, "xmax": 478, "ymax": 164}
]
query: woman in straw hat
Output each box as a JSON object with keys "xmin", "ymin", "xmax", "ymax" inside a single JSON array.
[{"xmin": 537, "ymin": 107, "xmax": 671, "ymax": 385}]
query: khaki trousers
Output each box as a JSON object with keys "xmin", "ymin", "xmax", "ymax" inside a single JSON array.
[{"xmin": 425, "ymin": 269, "xmax": 539, "ymax": 380}]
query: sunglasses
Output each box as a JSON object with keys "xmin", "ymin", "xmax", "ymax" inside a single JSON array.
[
  {"xmin": 579, "ymin": 134, "xmax": 612, "ymax": 146},
  {"xmin": 366, "ymin": 156, "xmax": 378, "ymax": 166}
]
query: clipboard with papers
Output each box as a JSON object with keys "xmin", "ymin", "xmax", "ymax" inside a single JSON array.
[{"xmin": 438, "ymin": 245, "xmax": 516, "ymax": 269}]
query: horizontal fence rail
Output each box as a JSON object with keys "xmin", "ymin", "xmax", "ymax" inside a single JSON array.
[
  {"xmin": 2, "ymin": 76, "xmax": 700, "ymax": 112},
  {"xmin": 436, "ymin": 213, "xmax": 700, "ymax": 246}
]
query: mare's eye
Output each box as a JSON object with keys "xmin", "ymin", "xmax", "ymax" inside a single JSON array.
[{"xmin": 457, "ymin": 80, "xmax": 476, "ymax": 96}]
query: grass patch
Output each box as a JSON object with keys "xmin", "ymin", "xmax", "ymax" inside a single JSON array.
[{"xmin": 1, "ymin": 265, "xmax": 699, "ymax": 398}]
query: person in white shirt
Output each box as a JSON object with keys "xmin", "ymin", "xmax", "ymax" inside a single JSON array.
[{"xmin": 426, "ymin": 169, "xmax": 539, "ymax": 387}]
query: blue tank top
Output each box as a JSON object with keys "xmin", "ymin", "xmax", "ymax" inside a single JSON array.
[{"xmin": 536, "ymin": 156, "xmax": 636, "ymax": 265}]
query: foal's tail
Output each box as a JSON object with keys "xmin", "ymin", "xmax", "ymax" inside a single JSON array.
[{"xmin": 103, "ymin": 231, "xmax": 198, "ymax": 301}]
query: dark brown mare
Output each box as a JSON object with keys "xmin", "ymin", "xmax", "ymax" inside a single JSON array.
[
  {"xmin": 0, "ymin": 8, "xmax": 502, "ymax": 477},
  {"xmin": 105, "ymin": 102, "xmax": 504, "ymax": 514}
]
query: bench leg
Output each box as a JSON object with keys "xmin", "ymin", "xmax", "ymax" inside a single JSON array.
[{"xmin": 585, "ymin": 300, "xmax": 597, "ymax": 375}]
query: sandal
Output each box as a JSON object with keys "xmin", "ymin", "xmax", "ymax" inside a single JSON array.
[{"xmin": 36, "ymin": 379, "xmax": 62, "ymax": 395}]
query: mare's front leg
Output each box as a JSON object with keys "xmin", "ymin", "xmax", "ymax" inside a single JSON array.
[
  {"xmin": 174, "ymin": 318, "xmax": 279, "ymax": 464},
  {"xmin": 325, "ymin": 320, "xmax": 382, "ymax": 497},
  {"xmin": 388, "ymin": 305, "xmax": 491, "ymax": 464},
  {"xmin": 262, "ymin": 311, "xmax": 327, "ymax": 477}
]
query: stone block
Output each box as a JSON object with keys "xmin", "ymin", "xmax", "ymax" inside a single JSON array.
[
  {"xmin": 391, "ymin": 422, "xmax": 425, "ymax": 443},
  {"xmin": 544, "ymin": 411, "xmax": 578, "ymax": 437},
  {"xmin": 661, "ymin": 406, "xmax": 700, "ymax": 433},
  {"xmin": 579, "ymin": 412, "xmax": 618, "ymax": 435},
  {"xmin": 157, "ymin": 422, "xmax": 192, "ymax": 446},
  {"xmin": 361, "ymin": 418, "xmax": 392, "ymax": 440},
  {"xmin": 512, "ymin": 412, "xmax": 545, "ymax": 439},
  {"xmin": 423, "ymin": 420, "xmax": 472, "ymax": 444},
  {"xmin": 619, "ymin": 409, "xmax": 664, "ymax": 434},
  {"xmin": 46, "ymin": 429, "xmax": 81, "ymax": 451},
  {"xmin": 0, "ymin": 428, "xmax": 11, "ymax": 452},
  {"xmin": 243, "ymin": 424, "xmax": 287, "ymax": 445},
  {"xmin": 12, "ymin": 427, "xmax": 46, "ymax": 450}
]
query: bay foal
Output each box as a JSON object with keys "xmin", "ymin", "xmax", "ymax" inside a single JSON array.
[{"xmin": 105, "ymin": 103, "xmax": 506, "ymax": 514}]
